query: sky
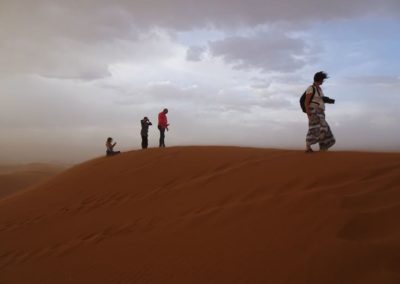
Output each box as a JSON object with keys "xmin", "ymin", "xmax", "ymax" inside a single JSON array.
[{"xmin": 1, "ymin": 0, "xmax": 399, "ymax": 164}]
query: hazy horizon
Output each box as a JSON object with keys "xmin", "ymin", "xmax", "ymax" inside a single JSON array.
[{"xmin": 1, "ymin": 0, "xmax": 400, "ymax": 164}]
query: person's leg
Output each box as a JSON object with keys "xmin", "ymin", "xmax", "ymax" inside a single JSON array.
[
  {"xmin": 158, "ymin": 126, "xmax": 161, "ymax": 147},
  {"xmin": 305, "ymin": 106, "xmax": 320, "ymax": 153},
  {"xmin": 161, "ymin": 128, "xmax": 165, "ymax": 147},
  {"xmin": 318, "ymin": 112, "xmax": 335, "ymax": 151},
  {"xmin": 158, "ymin": 126, "xmax": 165, "ymax": 147},
  {"xmin": 107, "ymin": 150, "xmax": 120, "ymax": 156},
  {"xmin": 141, "ymin": 135, "xmax": 146, "ymax": 149},
  {"xmin": 143, "ymin": 135, "xmax": 148, "ymax": 149},
  {"xmin": 305, "ymin": 142, "xmax": 313, "ymax": 153}
]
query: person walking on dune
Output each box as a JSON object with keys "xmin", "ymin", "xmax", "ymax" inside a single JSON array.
[
  {"xmin": 304, "ymin": 71, "xmax": 336, "ymax": 153},
  {"xmin": 106, "ymin": 137, "xmax": 121, "ymax": 156},
  {"xmin": 158, "ymin": 108, "xmax": 169, "ymax": 148},
  {"xmin": 140, "ymin": 116, "xmax": 152, "ymax": 149}
]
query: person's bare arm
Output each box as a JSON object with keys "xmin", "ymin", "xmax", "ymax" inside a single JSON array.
[{"xmin": 305, "ymin": 93, "xmax": 312, "ymax": 117}]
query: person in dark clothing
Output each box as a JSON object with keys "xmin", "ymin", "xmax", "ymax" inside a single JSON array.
[
  {"xmin": 140, "ymin": 116, "xmax": 152, "ymax": 149},
  {"xmin": 106, "ymin": 137, "xmax": 121, "ymax": 156},
  {"xmin": 158, "ymin": 108, "xmax": 169, "ymax": 147}
]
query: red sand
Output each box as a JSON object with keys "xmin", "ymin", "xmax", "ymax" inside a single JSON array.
[
  {"xmin": 1, "ymin": 146, "xmax": 400, "ymax": 283},
  {"xmin": 0, "ymin": 163, "xmax": 65, "ymax": 199}
]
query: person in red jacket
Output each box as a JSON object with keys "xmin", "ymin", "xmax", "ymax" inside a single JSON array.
[{"xmin": 158, "ymin": 108, "xmax": 169, "ymax": 147}]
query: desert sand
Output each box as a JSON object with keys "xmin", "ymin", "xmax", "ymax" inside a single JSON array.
[
  {"xmin": 0, "ymin": 163, "xmax": 65, "ymax": 200},
  {"xmin": 0, "ymin": 146, "xmax": 399, "ymax": 283}
]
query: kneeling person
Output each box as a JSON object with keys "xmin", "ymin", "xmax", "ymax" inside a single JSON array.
[{"xmin": 106, "ymin": 137, "xmax": 121, "ymax": 156}]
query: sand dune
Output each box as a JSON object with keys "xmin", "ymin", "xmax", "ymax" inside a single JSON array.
[
  {"xmin": 0, "ymin": 163, "xmax": 65, "ymax": 199},
  {"xmin": 0, "ymin": 146, "xmax": 400, "ymax": 284}
]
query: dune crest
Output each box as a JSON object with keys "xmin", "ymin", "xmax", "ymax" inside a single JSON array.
[
  {"xmin": 1, "ymin": 146, "xmax": 400, "ymax": 284},
  {"xmin": 0, "ymin": 163, "xmax": 65, "ymax": 199}
]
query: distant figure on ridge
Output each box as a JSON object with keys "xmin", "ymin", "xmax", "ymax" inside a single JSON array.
[
  {"xmin": 303, "ymin": 71, "xmax": 336, "ymax": 153},
  {"xmin": 106, "ymin": 137, "xmax": 121, "ymax": 156},
  {"xmin": 140, "ymin": 116, "xmax": 152, "ymax": 149},
  {"xmin": 158, "ymin": 108, "xmax": 169, "ymax": 148}
]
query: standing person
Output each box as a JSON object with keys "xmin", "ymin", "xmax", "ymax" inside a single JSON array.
[
  {"xmin": 158, "ymin": 108, "xmax": 169, "ymax": 148},
  {"xmin": 106, "ymin": 137, "xmax": 121, "ymax": 156},
  {"xmin": 140, "ymin": 116, "xmax": 152, "ymax": 149},
  {"xmin": 305, "ymin": 71, "xmax": 336, "ymax": 153}
]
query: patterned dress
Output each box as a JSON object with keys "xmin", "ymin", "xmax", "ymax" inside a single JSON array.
[{"xmin": 305, "ymin": 85, "xmax": 336, "ymax": 150}]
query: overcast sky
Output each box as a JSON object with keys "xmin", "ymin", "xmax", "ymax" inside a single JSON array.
[{"xmin": 1, "ymin": 0, "xmax": 399, "ymax": 164}]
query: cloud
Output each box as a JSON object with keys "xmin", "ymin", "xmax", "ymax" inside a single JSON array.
[
  {"xmin": 186, "ymin": 46, "xmax": 207, "ymax": 61},
  {"xmin": 346, "ymin": 75, "xmax": 400, "ymax": 85},
  {"xmin": 1, "ymin": 0, "xmax": 397, "ymax": 79},
  {"xmin": 209, "ymin": 31, "xmax": 317, "ymax": 72},
  {"xmin": 0, "ymin": 28, "xmax": 178, "ymax": 80},
  {"xmin": 0, "ymin": 37, "xmax": 114, "ymax": 80},
  {"xmin": 2, "ymin": 0, "xmax": 399, "ymax": 36}
]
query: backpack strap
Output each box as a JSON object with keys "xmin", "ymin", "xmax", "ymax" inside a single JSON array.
[{"xmin": 310, "ymin": 85, "xmax": 319, "ymax": 105}]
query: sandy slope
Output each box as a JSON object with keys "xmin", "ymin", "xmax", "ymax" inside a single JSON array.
[
  {"xmin": 0, "ymin": 146, "xmax": 399, "ymax": 284},
  {"xmin": 0, "ymin": 163, "xmax": 65, "ymax": 199}
]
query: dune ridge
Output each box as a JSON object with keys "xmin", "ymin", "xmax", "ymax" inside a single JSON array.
[
  {"xmin": 0, "ymin": 163, "xmax": 65, "ymax": 199},
  {"xmin": 0, "ymin": 146, "xmax": 400, "ymax": 284}
]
